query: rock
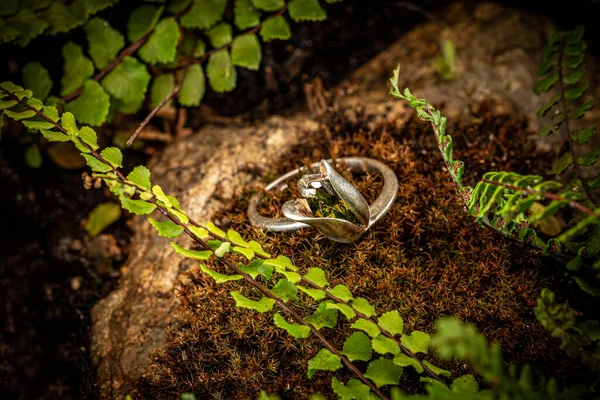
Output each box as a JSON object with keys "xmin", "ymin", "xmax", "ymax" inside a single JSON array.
[{"xmin": 90, "ymin": 3, "xmax": 599, "ymax": 398}]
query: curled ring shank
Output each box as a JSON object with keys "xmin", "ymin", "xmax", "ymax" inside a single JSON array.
[{"xmin": 248, "ymin": 157, "xmax": 398, "ymax": 234}]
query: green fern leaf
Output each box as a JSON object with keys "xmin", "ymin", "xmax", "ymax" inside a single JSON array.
[
  {"xmin": 263, "ymin": 255, "xmax": 297, "ymax": 271},
  {"xmin": 270, "ymin": 279, "xmax": 298, "ymax": 302},
  {"xmin": 78, "ymin": 126, "xmax": 99, "ymax": 150},
  {"xmin": 306, "ymin": 301, "xmax": 338, "ymax": 330},
  {"xmin": 329, "ymin": 284, "xmax": 353, "ymax": 302},
  {"xmin": 41, "ymin": 129, "xmax": 70, "ymax": 142},
  {"xmin": 252, "ymin": 0, "xmax": 285, "ymax": 11},
  {"xmin": 577, "ymin": 147, "xmax": 600, "ymax": 167},
  {"xmin": 372, "ymin": 335, "xmax": 400, "ymax": 355},
  {"xmin": 400, "ymin": 331, "xmax": 431, "ymax": 354},
  {"xmin": 8, "ymin": 9, "xmax": 48, "ymax": 46},
  {"xmin": 231, "ymin": 33, "xmax": 262, "ymax": 70},
  {"xmin": 273, "ymin": 313, "xmax": 310, "ymax": 338},
  {"xmin": 25, "ymin": 144, "xmax": 42, "ymax": 168},
  {"xmin": 569, "ymin": 101, "xmax": 593, "ymax": 119},
  {"xmin": 298, "ymin": 286, "xmax": 326, "ymax": 301},
  {"xmin": 307, "ymin": 349, "xmax": 342, "ymax": 379},
  {"xmin": 201, "ymin": 264, "xmax": 243, "ymax": 283},
  {"xmin": 572, "ymin": 126, "xmax": 596, "ymax": 144},
  {"xmin": 139, "ymin": 17, "xmax": 180, "ymax": 64},
  {"xmin": 304, "ymin": 268, "xmax": 328, "ymax": 288},
  {"xmin": 378, "ymin": 310, "xmax": 403, "ymax": 336},
  {"xmin": 180, "ymin": 0, "xmax": 226, "ymax": 30},
  {"xmin": 352, "ymin": 297, "xmax": 376, "ymax": 317},
  {"xmin": 206, "ymin": 22, "xmax": 232, "ymax": 48},
  {"xmin": 82, "ymin": 154, "xmax": 111, "ymax": 172},
  {"xmin": 537, "ymin": 95, "xmax": 560, "ymax": 118},
  {"xmin": 393, "ymin": 353, "xmax": 423, "ymax": 374},
  {"xmin": 565, "ymin": 81, "xmax": 588, "ymax": 100},
  {"xmin": 84, "ymin": 18, "xmax": 125, "ymax": 69},
  {"xmin": 325, "ymin": 302, "xmax": 355, "ymax": 320},
  {"xmin": 84, "ymin": 202, "xmax": 121, "ymax": 236},
  {"xmin": 151, "ymin": 74, "xmax": 174, "ymax": 107},
  {"xmin": 100, "ymin": 147, "xmax": 123, "ymax": 168},
  {"xmin": 331, "ymin": 378, "xmax": 371, "ymax": 400},
  {"xmin": 171, "ymin": 242, "xmax": 212, "ymax": 260},
  {"xmin": 573, "ymin": 276, "xmax": 600, "ymax": 297},
  {"xmin": 65, "ymin": 80, "xmax": 110, "ymax": 127},
  {"xmin": 341, "ymin": 331, "xmax": 372, "ymax": 362},
  {"xmin": 248, "ymin": 240, "xmax": 271, "ymax": 257},
  {"xmin": 101, "ymin": 56, "xmax": 150, "ymax": 103},
  {"xmin": 234, "ymin": 0, "xmax": 261, "ymax": 29},
  {"xmin": 120, "ymin": 197, "xmax": 156, "ymax": 215},
  {"xmin": 364, "ymin": 357, "xmax": 403, "ymax": 388},
  {"xmin": 422, "ymin": 360, "xmax": 451, "ymax": 376},
  {"xmin": 563, "ymin": 53, "xmax": 583, "ymax": 69},
  {"xmin": 350, "ymin": 318, "xmax": 379, "ymax": 338},
  {"xmin": 4, "ymin": 108, "xmax": 35, "ymax": 120},
  {"xmin": 230, "ymin": 291, "xmax": 275, "ymax": 312},
  {"xmin": 562, "ymin": 66, "xmax": 585, "ymax": 84},
  {"xmin": 227, "ymin": 230, "xmax": 249, "ymax": 247},
  {"xmin": 149, "ymin": 218, "xmax": 184, "ymax": 238},
  {"xmin": 178, "ymin": 64, "xmax": 205, "ymax": 107},
  {"xmin": 259, "ymin": 15, "xmax": 291, "ymax": 41},
  {"xmin": 451, "ymin": 374, "xmax": 479, "ymax": 393},
  {"xmin": 547, "ymin": 152, "xmax": 573, "ymax": 175},
  {"xmin": 127, "ymin": 5, "xmax": 163, "ymax": 42},
  {"xmin": 22, "ymin": 62, "xmax": 52, "ymax": 101},
  {"xmin": 533, "ymin": 73, "xmax": 558, "ymax": 94},
  {"xmin": 60, "ymin": 42, "xmax": 94, "ymax": 96},
  {"xmin": 206, "ymin": 50, "xmax": 237, "ymax": 93},
  {"xmin": 288, "ymin": 0, "xmax": 326, "ymax": 22},
  {"xmin": 239, "ymin": 259, "xmax": 274, "ymax": 280}
]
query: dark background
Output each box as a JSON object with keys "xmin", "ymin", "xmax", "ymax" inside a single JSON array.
[{"xmin": 1, "ymin": 1, "xmax": 599, "ymax": 399}]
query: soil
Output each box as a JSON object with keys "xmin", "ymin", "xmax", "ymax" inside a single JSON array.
[{"xmin": 1, "ymin": 1, "xmax": 599, "ymax": 399}]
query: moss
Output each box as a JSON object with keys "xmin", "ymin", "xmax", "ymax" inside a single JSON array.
[{"xmin": 135, "ymin": 102, "xmax": 580, "ymax": 399}]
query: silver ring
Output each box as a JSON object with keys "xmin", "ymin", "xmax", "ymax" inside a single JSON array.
[{"xmin": 248, "ymin": 157, "xmax": 398, "ymax": 243}]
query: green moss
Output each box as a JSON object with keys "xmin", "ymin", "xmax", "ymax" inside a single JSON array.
[{"xmin": 135, "ymin": 104, "xmax": 578, "ymax": 399}]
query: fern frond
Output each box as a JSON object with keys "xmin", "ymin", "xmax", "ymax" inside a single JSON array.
[{"xmin": 535, "ymin": 25, "xmax": 598, "ymax": 206}]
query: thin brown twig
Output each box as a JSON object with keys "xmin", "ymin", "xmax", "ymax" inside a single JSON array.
[
  {"xmin": 481, "ymin": 179, "xmax": 598, "ymax": 216},
  {"xmin": 556, "ymin": 38, "xmax": 598, "ymax": 207},
  {"xmin": 127, "ymin": 5, "xmax": 289, "ymax": 147},
  {"xmin": 127, "ymin": 68, "xmax": 189, "ymax": 147}
]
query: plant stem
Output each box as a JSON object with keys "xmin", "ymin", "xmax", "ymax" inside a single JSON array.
[
  {"xmin": 557, "ymin": 38, "xmax": 598, "ymax": 207},
  {"xmin": 1, "ymin": 88, "xmax": 126, "ymax": 181},
  {"xmin": 127, "ymin": 68, "xmax": 189, "ymax": 147},
  {"xmin": 6, "ymin": 93, "xmax": 387, "ymax": 397},
  {"xmin": 155, "ymin": 206, "xmax": 389, "ymax": 400},
  {"xmin": 481, "ymin": 179, "xmax": 598, "ymax": 217},
  {"xmin": 60, "ymin": 3, "xmax": 193, "ymax": 103}
]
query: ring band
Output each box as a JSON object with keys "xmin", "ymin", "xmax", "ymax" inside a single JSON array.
[{"xmin": 248, "ymin": 157, "xmax": 398, "ymax": 243}]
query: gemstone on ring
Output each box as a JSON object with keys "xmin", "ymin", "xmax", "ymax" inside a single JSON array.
[{"xmin": 248, "ymin": 157, "xmax": 398, "ymax": 243}]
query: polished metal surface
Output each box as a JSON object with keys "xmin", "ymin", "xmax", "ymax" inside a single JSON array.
[{"xmin": 248, "ymin": 157, "xmax": 398, "ymax": 243}]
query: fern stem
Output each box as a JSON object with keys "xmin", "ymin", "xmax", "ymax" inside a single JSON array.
[
  {"xmin": 1, "ymin": 88, "xmax": 126, "ymax": 181},
  {"xmin": 154, "ymin": 206, "xmax": 390, "ymax": 400},
  {"xmin": 299, "ymin": 277, "xmax": 446, "ymax": 383},
  {"xmin": 480, "ymin": 179, "xmax": 598, "ymax": 217},
  {"xmin": 556, "ymin": 38, "xmax": 598, "ymax": 207},
  {"xmin": 60, "ymin": 3, "xmax": 193, "ymax": 103}
]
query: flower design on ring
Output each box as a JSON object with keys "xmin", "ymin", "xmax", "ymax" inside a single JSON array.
[{"xmin": 281, "ymin": 160, "xmax": 371, "ymax": 243}]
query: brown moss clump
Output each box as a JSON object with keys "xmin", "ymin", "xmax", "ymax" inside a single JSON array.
[{"xmin": 134, "ymin": 101, "xmax": 578, "ymax": 399}]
